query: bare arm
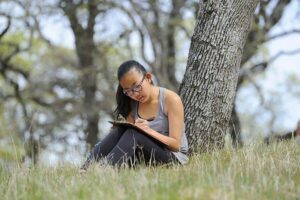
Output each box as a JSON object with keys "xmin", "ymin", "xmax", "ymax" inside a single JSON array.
[{"xmin": 134, "ymin": 90, "xmax": 184, "ymax": 152}]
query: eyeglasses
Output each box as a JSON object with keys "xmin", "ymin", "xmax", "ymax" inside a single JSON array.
[{"xmin": 123, "ymin": 75, "xmax": 145, "ymax": 96}]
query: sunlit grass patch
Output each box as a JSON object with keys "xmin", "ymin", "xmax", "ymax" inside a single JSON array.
[{"xmin": 0, "ymin": 141, "xmax": 299, "ymax": 200}]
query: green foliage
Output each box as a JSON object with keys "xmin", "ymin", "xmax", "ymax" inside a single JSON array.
[
  {"xmin": 0, "ymin": 142, "xmax": 299, "ymax": 199},
  {"xmin": 0, "ymin": 32, "xmax": 33, "ymax": 72},
  {"xmin": 0, "ymin": 33, "xmax": 22, "ymax": 54}
]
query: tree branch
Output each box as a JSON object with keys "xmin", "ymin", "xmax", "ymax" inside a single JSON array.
[
  {"xmin": 265, "ymin": 29, "xmax": 300, "ymax": 42},
  {"xmin": 87, "ymin": 0, "xmax": 99, "ymax": 35},
  {"xmin": 178, "ymin": 24, "xmax": 192, "ymax": 39},
  {"xmin": 129, "ymin": 0, "xmax": 159, "ymax": 60},
  {"xmin": 239, "ymin": 48, "xmax": 300, "ymax": 86},
  {"xmin": 111, "ymin": 2, "xmax": 154, "ymax": 67},
  {"xmin": 0, "ymin": 14, "xmax": 11, "ymax": 39},
  {"xmin": 32, "ymin": 16, "xmax": 53, "ymax": 46},
  {"xmin": 59, "ymin": 0, "xmax": 84, "ymax": 35},
  {"xmin": 247, "ymin": 75, "xmax": 277, "ymax": 134},
  {"xmin": 3, "ymin": 23, "xmax": 34, "ymax": 64}
]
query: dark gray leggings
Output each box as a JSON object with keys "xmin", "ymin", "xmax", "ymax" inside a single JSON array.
[{"xmin": 80, "ymin": 126, "xmax": 177, "ymax": 169}]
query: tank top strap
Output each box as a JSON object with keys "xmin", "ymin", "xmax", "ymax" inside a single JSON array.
[{"xmin": 159, "ymin": 87, "xmax": 166, "ymax": 116}]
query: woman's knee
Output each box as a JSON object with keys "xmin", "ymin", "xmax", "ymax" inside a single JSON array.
[
  {"xmin": 122, "ymin": 128, "xmax": 149, "ymax": 142},
  {"xmin": 123, "ymin": 128, "xmax": 142, "ymax": 137},
  {"xmin": 109, "ymin": 127, "xmax": 120, "ymax": 135}
]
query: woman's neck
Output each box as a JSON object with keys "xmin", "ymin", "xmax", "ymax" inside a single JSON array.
[{"xmin": 144, "ymin": 86, "xmax": 159, "ymax": 104}]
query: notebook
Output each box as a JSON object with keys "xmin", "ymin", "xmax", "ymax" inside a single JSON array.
[
  {"xmin": 108, "ymin": 121, "xmax": 148, "ymax": 134},
  {"xmin": 108, "ymin": 120, "xmax": 166, "ymax": 145}
]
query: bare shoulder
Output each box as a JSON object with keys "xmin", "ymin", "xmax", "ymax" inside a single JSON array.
[
  {"xmin": 164, "ymin": 89, "xmax": 182, "ymax": 101},
  {"xmin": 164, "ymin": 88, "xmax": 183, "ymax": 114}
]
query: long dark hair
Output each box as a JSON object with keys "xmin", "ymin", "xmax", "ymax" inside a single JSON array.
[{"xmin": 114, "ymin": 60, "xmax": 147, "ymax": 119}]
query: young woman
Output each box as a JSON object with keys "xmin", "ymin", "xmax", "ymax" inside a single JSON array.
[{"xmin": 80, "ymin": 60, "xmax": 188, "ymax": 170}]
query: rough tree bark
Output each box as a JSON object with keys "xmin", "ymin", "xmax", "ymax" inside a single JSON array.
[{"xmin": 179, "ymin": 0, "xmax": 259, "ymax": 153}]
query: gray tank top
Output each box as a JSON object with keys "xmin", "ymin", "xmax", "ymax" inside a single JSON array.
[{"xmin": 131, "ymin": 87, "xmax": 189, "ymax": 164}]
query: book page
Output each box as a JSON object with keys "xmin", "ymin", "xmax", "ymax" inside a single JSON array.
[
  {"xmin": 108, "ymin": 121, "xmax": 167, "ymax": 146},
  {"xmin": 108, "ymin": 121, "xmax": 148, "ymax": 134}
]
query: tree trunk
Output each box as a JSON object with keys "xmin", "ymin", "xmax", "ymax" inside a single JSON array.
[
  {"xmin": 159, "ymin": 0, "xmax": 182, "ymax": 91},
  {"xmin": 75, "ymin": 34, "xmax": 99, "ymax": 148},
  {"xmin": 27, "ymin": 133, "xmax": 39, "ymax": 165},
  {"xmin": 179, "ymin": 0, "xmax": 259, "ymax": 153},
  {"xmin": 62, "ymin": 0, "xmax": 100, "ymax": 148},
  {"xmin": 229, "ymin": 103, "xmax": 242, "ymax": 147}
]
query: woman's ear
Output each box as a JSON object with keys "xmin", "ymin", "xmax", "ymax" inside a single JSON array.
[{"xmin": 145, "ymin": 73, "xmax": 152, "ymax": 83}]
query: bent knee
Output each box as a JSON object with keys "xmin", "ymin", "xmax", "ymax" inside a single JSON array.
[
  {"xmin": 123, "ymin": 128, "xmax": 141, "ymax": 135},
  {"xmin": 123, "ymin": 128, "xmax": 145, "ymax": 139}
]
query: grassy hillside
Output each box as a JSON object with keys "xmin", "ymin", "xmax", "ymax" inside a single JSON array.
[{"xmin": 1, "ymin": 141, "xmax": 299, "ymax": 200}]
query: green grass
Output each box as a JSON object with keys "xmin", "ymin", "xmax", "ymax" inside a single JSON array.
[{"xmin": 1, "ymin": 141, "xmax": 299, "ymax": 200}]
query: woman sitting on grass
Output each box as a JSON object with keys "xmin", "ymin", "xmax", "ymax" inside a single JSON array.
[{"xmin": 80, "ymin": 60, "xmax": 188, "ymax": 171}]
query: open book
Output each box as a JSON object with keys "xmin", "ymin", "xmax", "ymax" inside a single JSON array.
[
  {"xmin": 108, "ymin": 121, "xmax": 148, "ymax": 134},
  {"xmin": 108, "ymin": 121, "xmax": 166, "ymax": 146}
]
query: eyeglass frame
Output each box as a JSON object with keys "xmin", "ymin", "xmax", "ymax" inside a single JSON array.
[{"xmin": 122, "ymin": 75, "xmax": 146, "ymax": 96}]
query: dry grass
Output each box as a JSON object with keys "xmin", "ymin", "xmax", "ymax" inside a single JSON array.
[{"xmin": 1, "ymin": 141, "xmax": 299, "ymax": 200}]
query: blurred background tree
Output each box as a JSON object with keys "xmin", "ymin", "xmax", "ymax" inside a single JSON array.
[{"xmin": 0, "ymin": 0, "xmax": 299, "ymax": 165}]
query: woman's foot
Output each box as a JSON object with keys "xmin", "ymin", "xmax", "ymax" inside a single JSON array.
[{"xmin": 79, "ymin": 168, "xmax": 87, "ymax": 175}]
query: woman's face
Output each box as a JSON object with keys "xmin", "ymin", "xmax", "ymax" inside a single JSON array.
[{"xmin": 119, "ymin": 69, "xmax": 151, "ymax": 102}]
